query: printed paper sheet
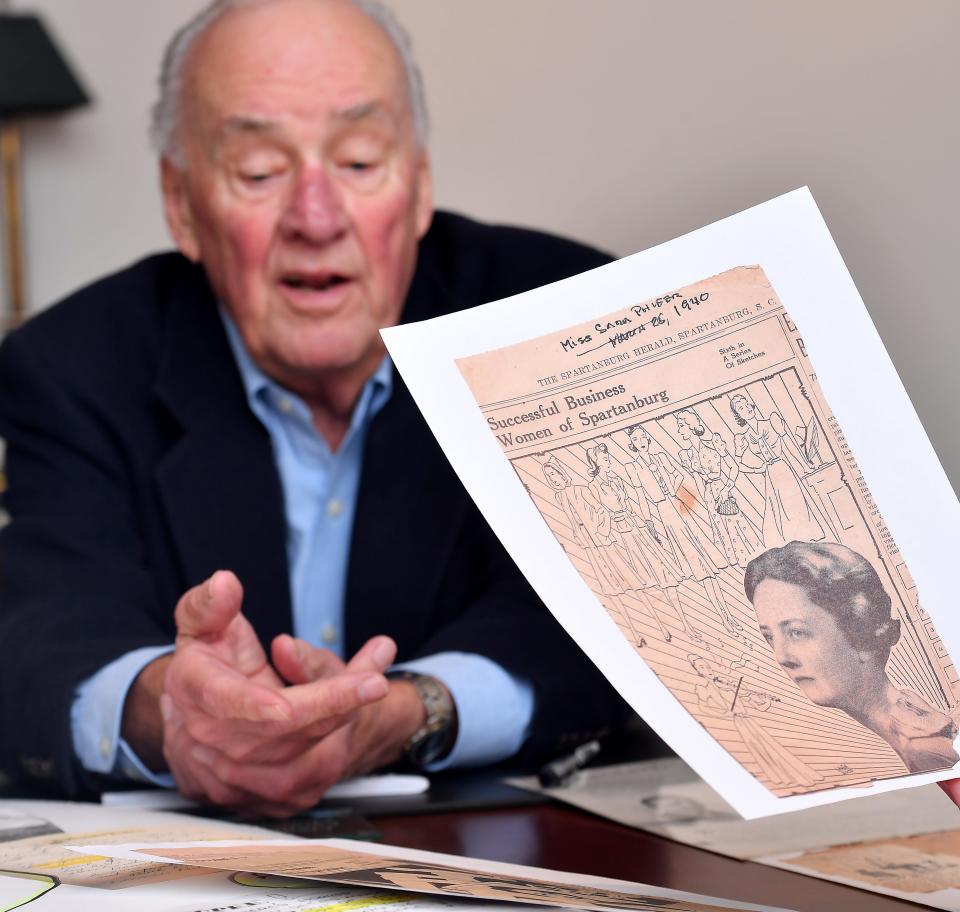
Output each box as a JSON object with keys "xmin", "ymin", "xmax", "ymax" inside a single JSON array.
[
  {"xmin": 70, "ymin": 838, "xmax": 793, "ymax": 912},
  {"xmin": 381, "ymin": 188, "xmax": 960, "ymax": 818}
]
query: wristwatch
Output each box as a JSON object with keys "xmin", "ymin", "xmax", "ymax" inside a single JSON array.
[{"xmin": 388, "ymin": 671, "xmax": 457, "ymax": 768}]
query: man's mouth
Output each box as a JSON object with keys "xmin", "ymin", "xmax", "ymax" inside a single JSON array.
[{"xmin": 280, "ymin": 272, "xmax": 350, "ymax": 292}]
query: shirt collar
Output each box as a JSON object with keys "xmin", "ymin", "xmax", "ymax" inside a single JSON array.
[{"xmin": 218, "ymin": 305, "xmax": 393, "ymax": 429}]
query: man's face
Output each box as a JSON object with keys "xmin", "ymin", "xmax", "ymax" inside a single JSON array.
[{"xmin": 162, "ymin": 0, "xmax": 433, "ymax": 397}]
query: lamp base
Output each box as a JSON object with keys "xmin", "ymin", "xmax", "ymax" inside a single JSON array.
[{"xmin": 1, "ymin": 120, "xmax": 26, "ymax": 331}]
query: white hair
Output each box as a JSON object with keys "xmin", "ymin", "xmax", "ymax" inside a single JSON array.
[{"xmin": 150, "ymin": 0, "xmax": 429, "ymax": 166}]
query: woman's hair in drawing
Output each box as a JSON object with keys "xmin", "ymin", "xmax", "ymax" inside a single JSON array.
[
  {"xmin": 541, "ymin": 456, "xmax": 571, "ymax": 488},
  {"xmin": 675, "ymin": 409, "xmax": 705, "ymax": 437},
  {"xmin": 585, "ymin": 441, "xmax": 610, "ymax": 479},
  {"xmin": 687, "ymin": 653, "xmax": 712, "ymax": 675},
  {"xmin": 625, "ymin": 424, "xmax": 652, "ymax": 453},
  {"xmin": 744, "ymin": 541, "xmax": 900, "ymax": 658},
  {"xmin": 729, "ymin": 394, "xmax": 753, "ymax": 428}
]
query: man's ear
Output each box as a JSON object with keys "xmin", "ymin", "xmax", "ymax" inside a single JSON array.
[
  {"xmin": 161, "ymin": 158, "xmax": 201, "ymax": 262},
  {"xmin": 413, "ymin": 149, "xmax": 434, "ymax": 240}
]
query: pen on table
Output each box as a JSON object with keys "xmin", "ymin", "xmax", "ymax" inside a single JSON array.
[{"xmin": 537, "ymin": 739, "xmax": 601, "ymax": 788}]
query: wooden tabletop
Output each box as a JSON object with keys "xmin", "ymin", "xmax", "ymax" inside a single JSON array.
[{"xmin": 372, "ymin": 802, "xmax": 923, "ymax": 912}]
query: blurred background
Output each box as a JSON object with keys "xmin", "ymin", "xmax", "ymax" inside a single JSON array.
[{"xmin": 2, "ymin": 0, "xmax": 957, "ymax": 485}]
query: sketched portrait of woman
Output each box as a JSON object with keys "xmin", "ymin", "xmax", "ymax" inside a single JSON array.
[{"xmin": 744, "ymin": 541, "xmax": 959, "ymax": 773}]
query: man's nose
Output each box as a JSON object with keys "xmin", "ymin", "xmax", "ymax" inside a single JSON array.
[{"xmin": 280, "ymin": 168, "xmax": 348, "ymax": 243}]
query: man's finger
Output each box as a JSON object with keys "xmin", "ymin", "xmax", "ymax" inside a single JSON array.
[
  {"xmin": 282, "ymin": 671, "xmax": 388, "ymax": 726},
  {"xmin": 175, "ymin": 651, "xmax": 292, "ymax": 723},
  {"xmin": 174, "ymin": 570, "xmax": 244, "ymax": 640},
  {"xmin": 939, "ymin": 778, "xmax": 960, "ymax": 809},
  {"xmin": 346, "ymin": 636, "xmax": 397, "ymax": 675},
  {"xmin": 271, "ymin": 635, "xmax": 345, "ymax": 685},
  {"xmin": 163, "ymin": 714, "xmax": 253, "ymax": 809},
  {"xmin": 193, "ymin": 730, "xmax": 350, "ymax": 813}
]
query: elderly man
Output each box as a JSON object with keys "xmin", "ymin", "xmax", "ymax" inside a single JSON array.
[{"xmin": 0, "ymin": 0, "xmax": 627, "ymax": 815}]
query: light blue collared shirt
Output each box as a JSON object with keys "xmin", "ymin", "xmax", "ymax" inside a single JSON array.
[{"xmin": 71, "ymin": 310, "xmax": 532, "ymax": 782}]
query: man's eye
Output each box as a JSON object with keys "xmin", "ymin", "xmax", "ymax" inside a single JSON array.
[
  {"xmin": 341, "ymin": 160, "xmax": 382, "ymax": 174},
  {"xmin": 241, "ymin": 172, "xmax": 274, "ymax": 183},
  {"xmin": 786, "ymin": 627, "xmax": 810, "ymax": 640}
]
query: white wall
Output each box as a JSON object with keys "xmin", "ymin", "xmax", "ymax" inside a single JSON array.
[{"xmin": 6, "ymin": 0, "xmax": 959, "ymax": 486}]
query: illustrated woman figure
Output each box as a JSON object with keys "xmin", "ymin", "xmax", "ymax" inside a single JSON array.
[
  {"xmin": 541, "ymin": 456, "xmax": 638, "ymax": 612},
  {"xmin": 584, "ymin": 441, "xmax": 685, "ymax": 643},
  {"xmin": 730, "ymin": 394, "xmax": 825, "ymax": 548},
  {"xmin": 674, "ymin": 409, "xmax": 758, "ymax": 570},
  {"xmin": 688, "ymin": 654, "xmax": 824, "ymax": 788},
  {"xmin": 623, "ymin": 425, "xmax": 738, "ymax": 639},
  {"xmin": 745, "ymin": 541, "xmax": 959, "ymax": 773}
]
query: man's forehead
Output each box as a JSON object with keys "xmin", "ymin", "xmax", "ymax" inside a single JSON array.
[
  {"xmin": 217, "ymin": 102, "xmax": 394, "ymax": 139},
  {"xmin": 184, "ymin": 0, "xmax": 408, "ymax": 119}
]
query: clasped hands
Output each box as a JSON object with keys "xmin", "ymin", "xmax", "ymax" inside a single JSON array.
[{"xmin": 130, "ymin": 570, "xmax": 424, "ymax": 818}]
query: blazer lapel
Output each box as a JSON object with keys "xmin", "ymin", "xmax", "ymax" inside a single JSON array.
[
  {"xmin": 345, "ymin": 256, "xmax": 469, "ymax": 653},
  {"xmin": 151, "ymin": 277, "xmax": 292, "ymax": 648}
]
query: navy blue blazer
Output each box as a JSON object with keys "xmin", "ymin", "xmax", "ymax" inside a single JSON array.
[{"xmin": 0, "ymin": 211, "xmax": 631, "ymax": 795}]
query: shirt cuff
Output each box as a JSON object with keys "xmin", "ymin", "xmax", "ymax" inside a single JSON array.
[
  {"xmin": 393, "ymin": 652, "xmax": 533, "ymax": 770},
  {"xmin": 70, "ymin": 644, "xmax": 175, "ymax": 785}
]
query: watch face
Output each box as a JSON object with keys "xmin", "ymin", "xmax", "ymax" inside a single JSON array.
[{"xmin": 409, "ymin": 729, "xmax": 449, "ymax": 768}]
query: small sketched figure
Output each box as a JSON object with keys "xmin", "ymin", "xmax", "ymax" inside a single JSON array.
[
  {"xmin": 730, "ymin": 394, "xmax": 825, "ymax": 547},
  {"xmin": 689, "ymin": 653, "xmax": 824, "ymax": 788},
  {"xmin": 585, "ymin": 442, "xmax": 688, "ymax": 644},
  {"xmin": 674, "ymin": 408, "xmax": 759, "ymax": 574},
  {"xmin": 622, "ymin": 424, "xmax": 739, "ymax": 642},
  {"xmin": 541, "ymin": 456, "xmax": 639, "ymax": 616},
  {"xmin": 745, "ymin": 540, "xmax": 960, "ymax": 773}
]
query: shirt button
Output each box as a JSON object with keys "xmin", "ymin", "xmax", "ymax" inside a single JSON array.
[
  {"xmin": 99, "ymin": 737, "xmax": 112, "ymax": 760},
  {"xmin": 322, "ymin": 624, "xmax": 338, "ymax": 644},
  {"xmin": 327, "ymin": 498, "xmax": 343, "ymax": 518},
  {"xmin": 278, "ymin": 397, "xmax": 294, "ymax": 415}
]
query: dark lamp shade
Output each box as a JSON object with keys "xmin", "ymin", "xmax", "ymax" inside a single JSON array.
[{"xmin": 0, "ymin": 14, "xmax": 90, "ymax": 117}]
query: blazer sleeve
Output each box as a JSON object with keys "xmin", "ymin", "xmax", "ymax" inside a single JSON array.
[
  {"xmin": 0, "ymin": 326, "xmax": 170, "ymax": 796},
  {"xmin": 411, "ymin": 501, "xmax": 636, "ymax": 765}
]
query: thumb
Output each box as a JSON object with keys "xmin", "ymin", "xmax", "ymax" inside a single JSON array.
[{"xmin": 174, "ymin": 570, "xmax": 244, "ymax": 640}]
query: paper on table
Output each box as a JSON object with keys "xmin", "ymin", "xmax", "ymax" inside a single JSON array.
[
  {"xmin": 0, "ymin": 871, "xmax": 56, "ymax": 912},
  {"xmin": 762, "ymin": 831, "xmax": 960, "ymax": 911},
  {"xmin": 381, "ymin": 188, "xmax": 960, "ymax": 819},
  {"xmin": 509, "ymin": 757, "xmax": 960, "ymax": 860},
  {"xmin": 68, "ymin": 837, "xmax": 795, "ymax": 912},
  {"xmin": 0, "ymin": 799, "xmax": 280, "ymax": 890},
  {"xmin": 0, "ymin": 801, "xmax": 548, "ymax": 912},
  {"xmin": 165, "ymin": 882, "xmax": 547, "ymax": 912},
  {"xmin": 101, "ymin": 774, "xmax": 430, "ymax": 809}
]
